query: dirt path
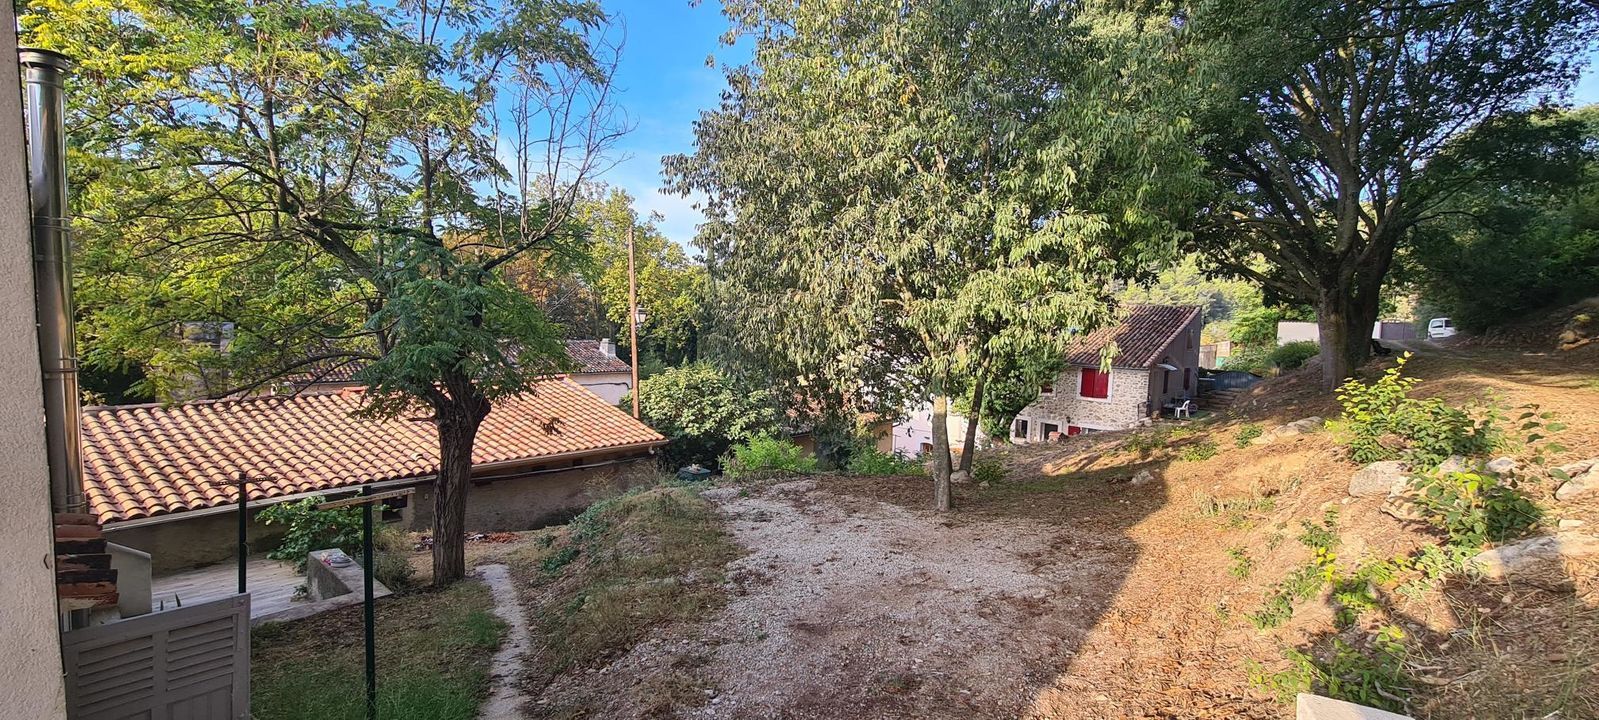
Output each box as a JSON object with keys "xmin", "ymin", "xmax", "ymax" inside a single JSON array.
[
  {"xmin": 673, "ymin": 478, "xmax": 1134, "ymax": 719},
  {"xmin": 475, "ymin": 564, "xmax": 535, "ymax": 720}
]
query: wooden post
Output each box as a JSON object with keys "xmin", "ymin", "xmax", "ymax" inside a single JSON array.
[{"xmin": 627, "ymin": 223, "xmax": 641, "ymax": 419}]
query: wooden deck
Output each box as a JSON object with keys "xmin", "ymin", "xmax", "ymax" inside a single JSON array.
[{"xmin": 150, "ymin": 556, "xmax": 306, "ymax": 619}]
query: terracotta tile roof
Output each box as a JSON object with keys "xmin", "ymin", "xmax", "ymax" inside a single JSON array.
[
  {"xmin": 1063, "ymin": 304, "xmax": 1202, "ymax": 369},
  {"xmin": 290, "ymin": 340, "xmax": 629, "ymax": 387},
  {"xmin": 80, "ymin": 377, "xmax": 664, "ymax": 524},
  {"xmin": 562, "ymin": 340, "xmax": 632, "ymax": 374}
]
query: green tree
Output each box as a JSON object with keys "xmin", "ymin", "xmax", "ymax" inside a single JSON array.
[
  {"xmin": 25, "ymin": 0, "xmax": 625, "ymax": 583},
  {"xmin": 1182, "ymin": 0, "xmax": 1595, "ymax": 387},
  {"xmin": 669, "ymin": 0, "xmax": 1204, "ymax": 510},
  {"xmin": 627, "ymin": 363, "xmax": 780, "ymax": 469},
  {"xmin": 1404, "ymin": 106, "xmax": 1599, "ymax": 330}
]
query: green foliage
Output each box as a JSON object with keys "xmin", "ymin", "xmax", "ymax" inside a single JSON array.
[
  {"xmin": 1407, "ymin": 470, "xmax": 1542, "ymax": 547},
  {"xmin": 846, "ymin": 449, "xmax": 924, "ymax": 477},
  {"xmin": 1248, "ymin": 627, "xmax": 1411, "ymax": 712},
  {"xmin": 1333, "ymin": 354, "xmax": 1495, "ymax": 468},
  {"xmin": 1247, "ymin": 511, "xmax": 1340, "ymax": 629},
  {"xmin": 972, "ymin": 457, "xmax": 1007, "ymax": 486},
  {"xmin": 1268, "ymin": 341, "xmax": 1320, "ymax": 371},
  {"xmin": 257, "ymin": 496, "xmax": 414, "ymax": 588},
  {"xmin": 1231, "ymin": 308, "xmax": 1284, "ymax": 348},
  {"xmin": 1407, "ymin": 107, "xmax": 1599, "ymax": 331},
  {"xmin": 1236, "ymin": 424, "xmax": 1264, "ymax": 447},
  {"xmin": 1179, "ymin": 439, "xmax": 1219, "ymax": 462},
  {"xmin": 1185, "ymin": 0, "xmax": 1595, "ymax": 385},
  {"xmin": 667, "ymin": 0, "xmax": 1208, "ymax": 508},
  {"xmin": 258, "ymin": 498, "xmax": 364, "ymax": 571},
  {"xmin": 1192, "ymin": 492, "xmax": 1276, "ymax": 526},
  {"xmin": 722, "ymin": 435, "xmax": 818, "ymax": 480},
  {"xmin": 632, "ymin": 363, "xmax": 781, "ymax": 468},
  {"xmin": 1227, "ymin": 547, "xmax": 1254, "ymax": 580}
]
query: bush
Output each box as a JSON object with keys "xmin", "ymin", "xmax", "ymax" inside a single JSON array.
[
  {"xmin": 1235, "ymin": 424, "xmax": 1263, "ymax": 447},
  {"xmin": 846, "ymin": 448, "xmax": 923, "ymax": 476},
  {"xmin": 1407, "ymin": 470, "xmax": 1542, "ymax": 547},
  {"xmin": 630, "ymin": 363, "xmax": 781, "ymax": 469},
  {"xmin": 258, "ymin": 496, "xmax": 415, "ymax": 588},
  {"xmin": 722, "ymin": 434, "xmax": 817, "ymax": 479},
  {"xmin": 1268, "ymin": 341, "xmax": 1319, "ymax": 371},
  {"xmin": 972, "ymin": 457, "xmax": 1006, "ymax": 485},
  {"xmin": 1332, "ymin": 353, "xmax": 1495, "ymax": 468}
]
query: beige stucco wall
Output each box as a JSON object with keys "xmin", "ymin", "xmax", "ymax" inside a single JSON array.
[
  {"xmin": 0, "ymin": 13, "xmax": 70, "ymax": 718},
  {"xmin": 114, "ymin": 458, "xmax": 654, "ymax": 572}
]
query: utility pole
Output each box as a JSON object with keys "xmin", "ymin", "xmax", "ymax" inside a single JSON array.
[{"xmin": 627, "ymin": 223, "xmax": 641, "ymax": 418}]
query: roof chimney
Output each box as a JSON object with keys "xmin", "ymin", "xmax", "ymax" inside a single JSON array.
[
  {"xmin": 21, "ymin": 47, "xmax": 85, "ymax": 514},
  {"xmin": 599, "ymin": 338, "xmax": 616, "ymax": 358}
]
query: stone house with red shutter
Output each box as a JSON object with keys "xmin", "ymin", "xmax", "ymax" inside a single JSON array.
[{"xmin": 1010, "ymin": 305, "xmax": 1203, "ymax": 441}]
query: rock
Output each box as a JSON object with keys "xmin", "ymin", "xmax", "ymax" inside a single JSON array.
[
  {"xmin": 950, "ymin": 470, "xmax": 972, "ymax": 484},
  {"xmin": 1130, "ymin": 469, "xmax": 1157, "ymax": 486},
  {"xmin": 1558, "ymin": 519, "xmax": 1587, "ymax": 530},
  {"xmin": 1556, "ymin": 469, "xmax": 1599, "ymax": 502},
  {"xmin": 1485, "ymin": 457, "xmax": 1518, "ymax": 475},
  {"xmin": 1252, "ymin": 416, "xmax": 1324, "ymax": 445},
  {"xmin": 1349, "ymin": 461, "xmax": 1410, "ymax": 498},
  {"xmin": 1296, "ymin": 693, "xmax": 1415, "ymax": 720},
  {"xmin": 1556, "ymin": 458, "xmax": 1599, "ymax": 478},
  {"xmin": 1436, "ymin": 455, "xmax": 1472, "ymax": 475},
  {"xmin": 1471, "ymin": 532, "xmax": 1599, "ymax": 589}
]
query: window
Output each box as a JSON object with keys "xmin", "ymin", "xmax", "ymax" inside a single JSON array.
[
  {"xmin": 1079, "ymin": 368, "xmax": 1110, "ymax": 399},
  {"xmin": 1187, "ymin": 329, "xmax": 1194, "ymax": 350},
  {"xmin": 1162, "ymin": 370, "xmax": 1170, "ymax": 394},
  {"xmin": 1039, "ymin": 382, "xmax": 1054, "ymax": 395},
  {"xmin": 1013, "ymin": 418, "xmax": 1029, "ymax": 439},
  {"xmin": 1184, "ymin": 368, "xmax": 1192, "ymax": 391},
  {"xmin": 1067, "ymin": 425, "xmax": 1083, "ymax": 437},
  {"xmin": 920, "ymin": 442, "xmax": 934, "ymax": 455},
  {"xmin": 1042, "ymin": 423, "xmax": 1060, "ymax": 440}
]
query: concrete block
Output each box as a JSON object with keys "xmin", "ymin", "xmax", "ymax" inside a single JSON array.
[{"xmin": 1296, "ymin": 694, "xmax": 1414, "ymax": 720}]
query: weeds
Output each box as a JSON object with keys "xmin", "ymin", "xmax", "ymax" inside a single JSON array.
[
  {"xmin": 847, "ymin": 448, "xmax": 923, "ymax": 476},
  {"xmin": 1179, "ymin": 439, "xmax": 1219, "ymax": 462},
  {"xmin": 1407, "ymin": 470, "xmax": 1542, "ymax": 547},
  {"xmin": 1227, "ymin": 547, "xmax": 1254, "ymax": 579},
  {"xmin": 723, "ymin": 434, "xmax": 817, "ymax": 479},
  {"xmin": 972, "ymin": 457, "xmax": 1006, "ymax": 485},
  {"xmin": 1248, "ymin": 626, "xmax": 1411, "ymax": 712},
  {"xmin": 1332, "ymin": 353, "xmax": 1496, "ymax": 469},
  {"xmin": 1235, "ymin": 424, "xmax": 1264, "ymax": 447}
]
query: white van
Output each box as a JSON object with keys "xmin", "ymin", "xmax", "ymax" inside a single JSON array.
[{"xmin": 1427, "ymin": 317, "xmax": 1456, "ymax": 339}]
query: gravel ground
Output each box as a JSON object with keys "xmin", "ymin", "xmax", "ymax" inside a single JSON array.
[{"xmin": 681, "ymin": 478, "xmax": 1131, "ymax": 720}]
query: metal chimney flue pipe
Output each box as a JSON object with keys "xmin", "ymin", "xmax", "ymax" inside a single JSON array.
[{"xmin": 20, "ymin": 47, "xmax": 84, "ymax": 514}]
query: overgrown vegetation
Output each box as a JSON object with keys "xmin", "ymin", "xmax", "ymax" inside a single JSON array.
[
  {"xmin": 257, "ymin": 495, "xmax": 414, "ymax": 589},
  {"xmin": 517, "ymin": 486, "xmax": 740, "ymax": 675},
  {"xmin": 1248, "ymin": 626, "xmax": 1411, "ymax": 713},
  {"xmin": 1235, "ymin": 424, "xmax": 1263, "ymax": 447},
  {"xmin": 252, "ymin": 580, "xmax": 504, "ymax": 720},
  {"xmin": 972, "ymin": 457, "xmax": 1006, "ymax": 485},
  {"xmin": 1408, "ymin": 470, "xmax": 1542, "ymax": 546},
  {"xmin": 1179, "ymin": 439, "xmax": 1219, "ymax": 462},
  {"xmin": 846, "ymin": 448, "xmax": 924, "ymax": 476},
  {"xmin": 1332, "ymin": 354, "xmax": 1496, "ymax": 468},
  {"xmin": 633, "ymin": 363, "xmax": 781, "ymax": 469},
  {"xmin": 722, "ymin": 434, "xmax": 818, "ymax": 479}
]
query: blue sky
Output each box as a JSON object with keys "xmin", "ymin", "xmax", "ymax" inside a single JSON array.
[
  {"xmin": 597, "ymin": 0, "xmax": 751, "ymax": 250},
  {"xmin": 599, "ymin": 2, "xmax": 1599, "ymax": 250}
]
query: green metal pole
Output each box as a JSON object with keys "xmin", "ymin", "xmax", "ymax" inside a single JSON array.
[
  {"xmin": 237, "ymin": 475, "xmax": 247, "ymax": 595},
  {"xmin": 363, "ymin": 490, "xmax": 377, "ymax": 720}
]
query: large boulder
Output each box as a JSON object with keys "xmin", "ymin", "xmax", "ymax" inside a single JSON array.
[
  {"xmin": 1471, "ymin": 532, "xmax": 1599, "ymax": 589},
  {"xmin": 1556, "ymin": 468, "xmax": 1599, "ymax": 502},
  {"xmin": 1349, "ymin": 461, "xmax": 1410, "ymax": 498},
  {"xmin": 1555, "ymin": 458, "xmax": 1599, "ymax": 478},
  {"xmin": 1485, "ymin": 456, "xmax": 1518, "ymax": 475}
]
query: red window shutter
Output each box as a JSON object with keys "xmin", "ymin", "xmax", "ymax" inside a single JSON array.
[{"xmin": 1079, "ymin": 368, "xmax": 1110, "ymax": 399}]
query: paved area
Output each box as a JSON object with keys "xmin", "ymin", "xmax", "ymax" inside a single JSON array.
[
  {"xmin": 476, "ymin": 564, "xmax": 535, "ymax": 720},
  {"xmin": 150, "ymin": 556, "xmax": 304, "ymax": 618}
]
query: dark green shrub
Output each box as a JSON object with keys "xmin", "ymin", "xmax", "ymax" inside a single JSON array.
[
  {"xmin": 258, "ymin": 495, "xmax": 414, "ymax": 588},
  {"xmin": 972, "ymin": 457, "xmax": 1006, "ymax": 485},
  {"xmin": 723, "ymin": 434, "xmax": 817, "ymax": 479},
  {"xmin": 846, "ymin": 448, "xmax": 923, "ymax": 476},
  {"xmin": 1333, "ymin": 353, "xmax": 1494, "ymax": 468},
  {"xmin": 631, "ymin": 363, "xmax": 782, "ymax": 469},
  {"xmin": 1407, "ymin": 470, "xmax": 1541, "ymax": 547},
  {"xmin": 1268, "ymin": 341, "xmax": 1320, "ymax": 371}
]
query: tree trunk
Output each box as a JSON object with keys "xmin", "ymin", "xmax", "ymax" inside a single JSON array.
[
  {"xmin": 431, "ymin": 398, "xmax": 487, "ymax": 585},
  {"xmin": 930, "ymin": 391, "xmax": 954, "ymax": 512},
  {"xmin": 1315, "ymin": 280, "xmax": 1383, "ymax": 389},
  {"xmin": 957, "ymin": 372, "xmax": 986, "ymax": 473}
]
